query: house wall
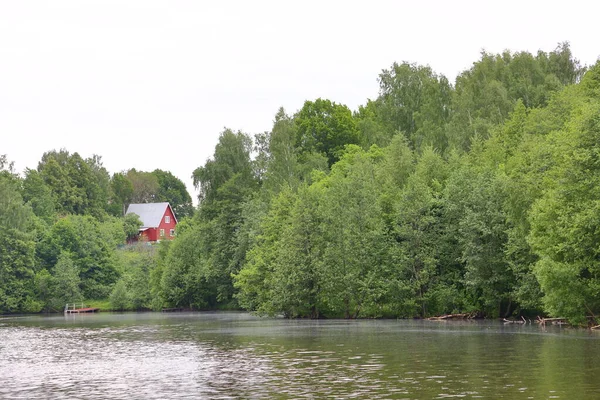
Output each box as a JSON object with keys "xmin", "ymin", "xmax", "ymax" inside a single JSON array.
[
  {"xmin": 141, "ymin": 228, "xmax": 159, "ymax": 242},
  {"xmin": 157, "ymin": 206, "xmax": 177, "ymax": 240}
]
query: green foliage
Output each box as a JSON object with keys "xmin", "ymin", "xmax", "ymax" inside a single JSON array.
[
  {"xmin": 115, "ymin": 244, "xmax": 157, "ymax": 309},
  {"xmin": 233, "ymin": 189, "xmax": 297, "ymax": 313},
  {"xmin": 294, "ymin": 98, "xmax": 360, "ymax": 166},
  {"xmin": 0, "ymin": 229, "xmax": 38, "ymax": 313},
  {"xmin": 159, "ymin": 128, "xmax": 261, "ymax": 308},
  {"xmin": 0, "ymin": 172, "xmax": 38, "ymax": 314},
  {"xmin": 37, "ymin": 215, "xmax": 121, "ymax": 299},
  {"xmin": 159, "ymin": 223, "xmax": 215, "ymax": 308},
  {"xmin": 447, "ymin": 43, "xmax": 584, "ymax": 151},
  {"xmin": 390, "ymin": 148, "xmax": 453, "ymax": 317},
  {"xmin": 193, "ymin": 129, "xmax": 255, "ymax": 205},
  {"xmin": 528, "ymin": 100, "xmax": 600, "ymax": 323},
  {"xmin": 316, "ymin": 147, "xmax": 391, "ymax": 318},
  {"xmin": 109, "ymin": 279, "xmax": 130, "ymax": 311},
  {"xmin": 354, "ymin": 100, "xmax": 390, "ymax": 148},
  {"xmin": 52, "ymin": 252, "xmax": 83, "ymax": 309},
  {"xmin": 126, "ymin": 169, "xmax": 160, "ymax": 204},
  {"xmin": 377, "ymin": 62, "xmax": 452, "ymax": 151},
  {"xmin": 37, "ymin": 150, "xmax": 111, "ymax": 217},
  {"xmin": 152, "ymin": 169, "xmax": 194, "ymax": 218},
  {"xmin": 263, "ymin": 108, "xmax": 300, "ymax": 193},
  {"xmin": 109, "ymin": 172, "xmax": 133, "ymax": 216},
  {"xmin": 445, "ymin": 167, "xmax": 513, "ymax": 316},
  {"xmin": 21, "ymin": 169, "xmax": 56, "ymax": 223},
  {"xmin": 123, "ymin": 213, "xmax": 143, "ymax": 241}
]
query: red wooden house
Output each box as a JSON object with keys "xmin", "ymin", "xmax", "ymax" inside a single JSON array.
[{"xmin": 125, "ymin": 202, "xmax": 178, "ymax": 242}]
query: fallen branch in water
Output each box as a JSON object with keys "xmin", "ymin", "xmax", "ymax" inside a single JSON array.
[
  {"xmin": 428, "ymin": 312, "xmax": 474, "ymax": 321},
  {"xmin": 536, "ymin": 316, "xmax": 569, "ymax": 326},
  {"xmin": 503, "ymin": 316, "xmax": 528, "ymax": 324}
]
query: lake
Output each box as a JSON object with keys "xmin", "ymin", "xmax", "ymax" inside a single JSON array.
[{"xmin": 0, "ymin": 312, "xmax": 598, "ymax": 399}]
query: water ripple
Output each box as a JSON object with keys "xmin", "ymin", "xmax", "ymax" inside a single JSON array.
[{"xmin": 1, "ymin": 314, "xmax": 600, "ymax": 398}]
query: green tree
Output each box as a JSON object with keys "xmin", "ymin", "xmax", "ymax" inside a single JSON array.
[
  {"xmin": 152, "ymin": 169, "xmax": 194, "ymax": 218},
  {"xmin": 294, "ymin": 98, "xmax": 360, "ymax": 166},
  {"xmin": 264, "ymin": 108, "xmax": 300, "ymax": 193},
  {"xmin": 116, "ymin": 243, "xmax": 158, "ymax": 310},
  {"xmin": 126, "ymin": 169, "xmax": 160, "ymax": 204},
  {"xmin": 0, "ymin": 170, "xmax": 38, "ymax": 313},
  {"xmin": 37, "ymin": 215, "xmax": 121, "ymax": 299},
  {"xmin": 390, "ymin": 148, "xmax": 456, "ymax": 317},
  {"xmin": 159, "ymin": 129, "xmax": 259, "ymax": 307},
  {"xmin": 376, "ymin": 62, "xmax": 452, "ymax": 152},
  {"xmin": 123, "ymin": 213, "xmax": 143, "ymax": 242},
  {"xmin": 234, "ymin": 189, "xmax": 297, "ymax": 313},
  {"xmin": 160, "ymin": 223, "xmax": 215, "ymax": 309},
  {"xmin": 109, "ymin": 279, "xmax": 130, "ymax": 311},
  {"xmin": 21, "ymin": 169, "xmax": 56, "ymax": 223},
  {"xmin": 37, "ymin": 150, "xmax": 109, "ymax": 217},
  {"xmin": 354, "ymin": 100, "xmax": 391, "ymax": 148},
  {"xmin": 445, "ymin": 163, "xmax": 514, "ymax": 317},
  {"xmin": 447, "ymin": 43, "xmax": 584, "ymax": 151},
  {"xmin": 316, "ymin": 146, "xmax": 390, "ymax": 318},
  {"xmin": 110, "ymin": 172, "xmax": 134, "ymax": 216},
  {"xmin": 267, "ymin": 185, "xmax": 324, "ymax": 317},
  {"xmin": 527, "ymin": 85, "xmax": 600, "ymax": 323},
  {"xmin": 52, "ymin": 252, "xmax": 83, "ymax": 308}
]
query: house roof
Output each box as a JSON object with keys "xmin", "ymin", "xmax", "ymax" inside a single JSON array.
[{"xmin": 125, "ymin": 202, "xmax": 176, "ymax": 229}]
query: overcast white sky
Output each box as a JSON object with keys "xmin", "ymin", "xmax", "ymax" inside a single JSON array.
[{"xmin": 1, "ymin": 1, "xmax": 598, "ymax": 201}]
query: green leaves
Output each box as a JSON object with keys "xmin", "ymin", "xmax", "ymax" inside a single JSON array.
[
  {"xmin": 294, "ymin": 98, "xmax": 360, "ymax": 166},
  {"xmin": 528, "ymin": 99, "xmax": 600, "ymax": 322},
  {"xmin": 0, "ymin": 172, "xmax": 38, "ymax": 313},
  {"xmin": 377, "ymin": 62, "xmax": 452, "ymax": 151}
]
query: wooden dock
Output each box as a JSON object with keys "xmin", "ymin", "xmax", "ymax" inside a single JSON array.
[{"xmin": 64, "ymin": 303, "xmax": 100, "ymax": 314}]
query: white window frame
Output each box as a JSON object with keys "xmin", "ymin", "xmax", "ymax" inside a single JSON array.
[
  {"xmin": 165, "ymin": 215, "xmax": 170, "ymax": 224},
  {"xmin": 170, "ymin": 229, "xmax": 175, "ymax": 237},
  {"xmin": 160, "ymin": 229, "xmax": 165, "ymax": 237}
]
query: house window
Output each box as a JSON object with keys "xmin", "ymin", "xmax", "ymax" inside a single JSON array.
[
  {"xmin": 170, "ymin": 229, "xmax": 175, "ymax": 237},
  {"xmin": 165, "ymin": 216, "xmax": 170, "ymax": 224},
  {"xmin": 160, "ymin": 229, "xmax": 165, "ymax": 237}
]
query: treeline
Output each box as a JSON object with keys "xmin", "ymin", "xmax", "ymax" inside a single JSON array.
[
  {"xmin": 160, "ymin": 43, "xmax": 598, "ymax": 323},
  {"xmin": 3, "ymin": 43, "xmax": 600, "ymax": 324},
  {"xmin": 0, "ymin": 151, "xmax": 192, "ymax": 312}
]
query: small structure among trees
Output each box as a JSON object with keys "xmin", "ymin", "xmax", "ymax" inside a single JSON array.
[{"xmin": 125, "ymin": 202, "xmax": 178, "ymax": 242}]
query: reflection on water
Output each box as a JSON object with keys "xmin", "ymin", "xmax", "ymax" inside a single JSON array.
[{"xmin": 1, "ymin": 312, "xmax": 600, "ymax": 399}]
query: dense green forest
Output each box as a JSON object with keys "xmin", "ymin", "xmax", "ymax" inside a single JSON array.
[{"xmin": 2, "ymin": 43, "xmax": 600, "ymax": 324}]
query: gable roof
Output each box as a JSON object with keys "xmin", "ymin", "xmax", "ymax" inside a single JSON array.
[{"xmin": 125, "ymin": 202, "xmax": 177, "ymax": 229}]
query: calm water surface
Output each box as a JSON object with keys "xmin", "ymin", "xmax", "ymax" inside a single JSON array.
[{"xmin": 0, "ymin": 312, "xmax": 598, "ymax": 399}]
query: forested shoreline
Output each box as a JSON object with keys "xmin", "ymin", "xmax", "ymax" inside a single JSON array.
[{"xmin": 2, "ymin": 43, "xmax": 600, "ymax": 324}]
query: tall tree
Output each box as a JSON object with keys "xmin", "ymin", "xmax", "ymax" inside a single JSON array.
[
  {"xmin": 376, "ymin": 62, "xmax": 452, "ymax": 152},
  {"xmin": 0, "ymin": 170, "xmax": 38, "ymax": 313},
  {"xmin": 317, "ymin": 146, "xmax": 391, "ymax": 318},
  {"xmin": 264, "ymin": 108, "xmax": 300, "ymax": 193},
  {"xmin": 193, "ymin": 129, "xmax": 254, "ymax": 205},
  {"xmin": 152, "ymin": 169, "xmax": 194, "ymax": 219},
  {"xmin": 110, "ymin": 172, "xmax": 133, "ymax": 216},
  {"xmin": 37, "ymin": 215, "xmax": 121, "ymax": 299},
  {"xmin": 37, "ymin": 150, "xmax": 109, "ymax": 217},
  {"xmin": 159, "ymin": 129, "xmax": 260, "ymax": 306},
  {"xmin": 447, "ymin": 43, "xmax": 584, "ymax": 151},
  {"xmin": 126, "ymin": 169, "xmax": 160, "ymax": 204},
  {"xmin": 294, "ymin": 98, "xmax": 360, "ymax": 166},
  {"xmin": 21, "ymin": 169, "xmax": 56, "ymax": 223},
  {"xmin": 527, "ymin": 68, "xmax": 600, "ymax": 323}
]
